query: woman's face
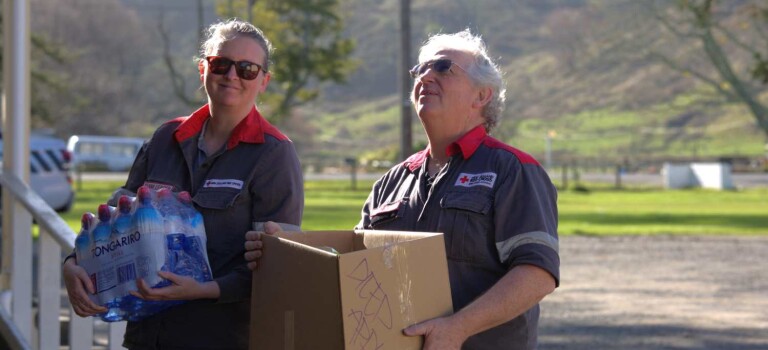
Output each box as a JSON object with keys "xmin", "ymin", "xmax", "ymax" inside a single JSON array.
[{"xmin": 204, "ymin": 35, "xmax": 270, "ymax": 111}]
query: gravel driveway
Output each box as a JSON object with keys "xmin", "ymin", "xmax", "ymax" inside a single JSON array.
[{"xmin": 539, "ymin": 235, "xmax": 768, "ymax": 350}]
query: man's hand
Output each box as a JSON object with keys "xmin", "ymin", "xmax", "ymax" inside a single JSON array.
[
  {"xmin": 130, "ymin": 271, "xmax": 219, "ymax": 301},
  {"xmin": 63, "ymin": 259, "xmax": 108, "ymax": 317},
  {"xmin": 244, "ymin": 221, "xmax": 283, "ymax": 270},
  {"xmin": 403, "ymin": 316, "xmax": 468, "ymax": 350}
]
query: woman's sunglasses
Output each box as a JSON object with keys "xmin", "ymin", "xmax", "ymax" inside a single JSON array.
[
  {"xmin": 205, "ymin": 56, "xmax": 265, "ymax": 80},
  {"xmin": 409, "ymin": 58, "xmax": 466, "ymax": 78}
]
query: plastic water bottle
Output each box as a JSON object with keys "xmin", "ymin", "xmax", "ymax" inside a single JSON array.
[
  {"xmin": 112, "ymin": 195, "xmax": 133, "ymax": 237},
  {"xmin": 98, "ymin": 195, "xmax": 134, "ymax": 321},
  {"xmin": 156, "ymin": 188, "xmax": 186, "ymax": 238},
  {"xmin": 132, "ymin": 186, "xmax": 166, "ymax": 288},
  {"xmin": 155, "ymin": 188, "xmax": 173, "ymax": 214},
  {"xmin": 74, "ymin": 212, "xmax": 95, "ymax": 264},
  {"xmin": 177, "ymin": 191, "xmax": 205, "ymax": 238},
  {"xmin": 156, "ymin": 189, "xmax": 188, "ymax": 274},
  {"xmin": 74, "ymin": 212, "xmax": 99, "ymax": 306},
  {"xmin": 183, "ymin": 235, "xmax": 212, "ymax": 282},
  {"xmin": 90, "ymin": 204, "xmax": 124, "ymax": 321},
  {"xmin": 129, "ymin": 186, "xmax": 189, "ymax": 318},
  {"xmin": 166, "ymin": 234, "xmax": 193, "ymax": 278},
  {"xmin": 177, "ymin": 191, "xmax": 211, "ymax": 277},
  {"xmin": 92, "ymin": 204, "xmax": 113, "ymax": 246}
]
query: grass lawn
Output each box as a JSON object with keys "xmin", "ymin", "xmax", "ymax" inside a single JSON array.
[
  {"xmin": 557, "ymin": 185, "xmax": 768, "ymax": 235},
  {"xmin": 59, "ymin": 180, "xmax": 768, "ymax": 235}
]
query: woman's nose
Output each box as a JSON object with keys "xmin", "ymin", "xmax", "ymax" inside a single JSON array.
[{"xmin": 224, "ymin": 64, "xmax": 239, "ymax": 79}]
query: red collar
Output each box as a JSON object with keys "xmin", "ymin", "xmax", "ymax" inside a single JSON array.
[
  {"xmin": 173, "ymin": 104, "xmax": 285, "ymax": 149},
  {"xmin": 446, "ymin": 125, "xmax": 487, "ymax": 159},
  {"xmin": 405, "ymin": 125, "xmax": 487, "ymax": 172}
]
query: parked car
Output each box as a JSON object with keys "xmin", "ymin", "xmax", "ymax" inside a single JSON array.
[
  {"xmin": 66, "ymin": 135, "xmax": 144, "ymax": 172},
  {"xmin": 0, "ymin": 132, "xmax": 75, "ymax": 212}
]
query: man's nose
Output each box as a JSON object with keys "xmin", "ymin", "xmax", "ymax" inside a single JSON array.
[{"xmin": 416, "ymin": 67, "xmax": 437, "ymax": 82}]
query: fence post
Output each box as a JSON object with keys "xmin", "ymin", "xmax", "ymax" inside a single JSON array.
[
  {"xmin": 572, "ymin": 161, "xmax": 580, "ymax": 187},
  {"xmin": 561, "ymin": 164, "xmax": 568, "ymax": 190},
  {"xmin": 345, "ymin": 158, "xmax": 357, "ymax": 190},
  {"xmin": 76, "ymin": 163, "xmax": 84, "ymax": 191}
]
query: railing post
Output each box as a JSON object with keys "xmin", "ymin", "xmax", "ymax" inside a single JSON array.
[
  {"xmin": 38, "ymin": 231, "xmax": 61, "ymax": 350},
  {"xmin": 109, "ymin": 322, "xmax": 127, "ymax": 349},
  {"xmin": 69, "ymin": 311, "xmax": 93, "ymax": 350},
  {"xmin": 2, "ymin": 0, "xmax": 33, "ymax": 343},
  {"xmin": 8, "ymin": 208, "xmax": 33, "ymax": 345}
]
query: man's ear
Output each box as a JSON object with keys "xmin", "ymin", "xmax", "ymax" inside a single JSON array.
[
  {"xmin": 473, "ymin": 86, "xmax": 493, "ymax": 109},
  {"xmin": 198, "ymin": 60, "xmax": 205, "ymax": 82}
]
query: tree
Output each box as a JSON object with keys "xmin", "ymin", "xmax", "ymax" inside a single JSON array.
[
  {"xmin": 0, "ymin": 7, "xmax": 69, "ymax": 128},
  {"xmin": 648, "ymin": 0, "xmax": 768, "ymax": 138},
  {"xmin": 28, "ymin": 0, "xmax": 171, "ymax": 137},
  {"xmin": 216, "ymin": 0, "xmax": 356, "ymax": 121},
  {"xmin": 746, "ymin": 4, "xmax": 768, "ymax": 84},
  {"xmin": 158, "ymin": 0, "xmax": 207, "ymax": 108}
]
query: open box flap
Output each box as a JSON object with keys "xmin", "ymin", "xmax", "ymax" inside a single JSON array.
[
  {"xmin": 275, "ymin": 230, "xmax": 356, "ymax": 254},
  {"xmin": 354, "ymin": 229, "xmax": 443, "ymax": 250}
]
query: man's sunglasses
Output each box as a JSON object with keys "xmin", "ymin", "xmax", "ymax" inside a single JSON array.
[
  {"xmin": 409, "ymin": 58, "xmax": 466, "ymax": 78},
  {"xmin": 205, "ymin": 56, "xmax": 265, "ymax": 80}
]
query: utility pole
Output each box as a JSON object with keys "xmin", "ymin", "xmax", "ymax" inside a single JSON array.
[
  {"xmin": 247, "ymin": 0, "xmax": 256, "ymax": 23},
  {"xmin": 197, "ymin": 0, "xmax": 204, "ymax": 46},
  {"xmin": 545, "ymin": 130, "xmax": 556, "ymax": 172},
  {"xmin": 399, "ymin": 0, "xmax": 412, "ymax": 161}
]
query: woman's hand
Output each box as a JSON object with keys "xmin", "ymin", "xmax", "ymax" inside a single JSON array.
[
  {"xmin": 63, "ymin": 259, "xmax": 108, "ymax": 317},
  {"xmin": 244, "ymin": 221, "xmax": 283, "ymax": 270},
  {"xmin": 130, "ymin": 271, "xmax": 219, "ymax": 301}
]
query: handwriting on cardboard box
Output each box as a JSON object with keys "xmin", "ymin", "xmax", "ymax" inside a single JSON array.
[{"xmin": 345, "ymin": 258, "xmax": 393, "ymax": 349}]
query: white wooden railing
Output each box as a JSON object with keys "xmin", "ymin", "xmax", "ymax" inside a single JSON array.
[{"xmin": 0, "ymin": 171, "xmax": 126, "ymax": 349}]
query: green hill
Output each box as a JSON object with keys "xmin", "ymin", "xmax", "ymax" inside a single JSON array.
[
  {"xmin": 301, "ymin": 0, "xmax": 767, "ymax": 170},
  {"xmin": 41, "ymin": 0, "xmax": 767, "ymax": 171}
]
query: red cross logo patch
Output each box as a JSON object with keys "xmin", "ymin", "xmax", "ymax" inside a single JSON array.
[{"xmin": 454, "ymin": 172, "xmax": 497, "ymax": 188}]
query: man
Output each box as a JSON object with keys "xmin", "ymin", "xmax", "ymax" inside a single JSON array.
[{"xmin": 247, "ymin": 29, "xmax": 559, "ymax": 350}]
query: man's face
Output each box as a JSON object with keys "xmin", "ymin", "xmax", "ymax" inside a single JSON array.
[
  {"xmin": 203, "ymin": 35, "xmax": 270, "ymax": 110},
  {"xmin": 411, "ymin": 49, "xmax": 480, "ymax": 125}
]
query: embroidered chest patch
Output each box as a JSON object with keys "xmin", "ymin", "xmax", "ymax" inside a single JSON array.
[
  {"xmin": 454, "ymin": 172, "xmax": 497, "ymax": 188},
  {"xmin": 203, "ymin": 179, "xmax": 244, "ymax": 190},
  {"xmin": 143, "ymin": 181, "xmax": 176, "ymax": 191}
]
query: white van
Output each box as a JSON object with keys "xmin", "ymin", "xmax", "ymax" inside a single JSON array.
[
  {"xmin": 0, "ymin": 132, "xmax": 75, "ymax": 212},
  {"xmin": 67, "ymin": 135, "xmax": 145, "ymax": 172}
]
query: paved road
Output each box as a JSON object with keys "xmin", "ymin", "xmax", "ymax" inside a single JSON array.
[{"xmin": 539, "ymin": 235, "xmax": 768, "ymax": 350}]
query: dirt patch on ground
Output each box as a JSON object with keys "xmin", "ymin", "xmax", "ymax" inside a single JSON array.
[{"xmin": 539, "ymin": 235, "xmax": 768, "ymax": 350}]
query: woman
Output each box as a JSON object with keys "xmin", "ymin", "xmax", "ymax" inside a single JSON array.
[{"xmin": 64, "ymin": 19, "xmax": 303, "ymax": 349}]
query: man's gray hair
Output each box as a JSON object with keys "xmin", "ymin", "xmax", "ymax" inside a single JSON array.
[
  {"xmin": 200, "ymin": 18, "xmax": 274, "ymax": 72},
  {"xmin": 417, "ymin": 29, "xmax": 506, "ymax": 131}
]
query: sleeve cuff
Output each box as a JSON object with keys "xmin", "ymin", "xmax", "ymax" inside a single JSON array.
[
  {"xmin": 214, "ymin": 270, "xmax": 251, "ymax": 304},
  {"xmin": 508, "ymin": 244, "xmax": 561, "ymax": 287}
]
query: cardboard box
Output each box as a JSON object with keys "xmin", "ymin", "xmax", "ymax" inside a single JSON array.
[{"xmin": 250, "ymin": 230, "xmax": 453, "ymax": 350}]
